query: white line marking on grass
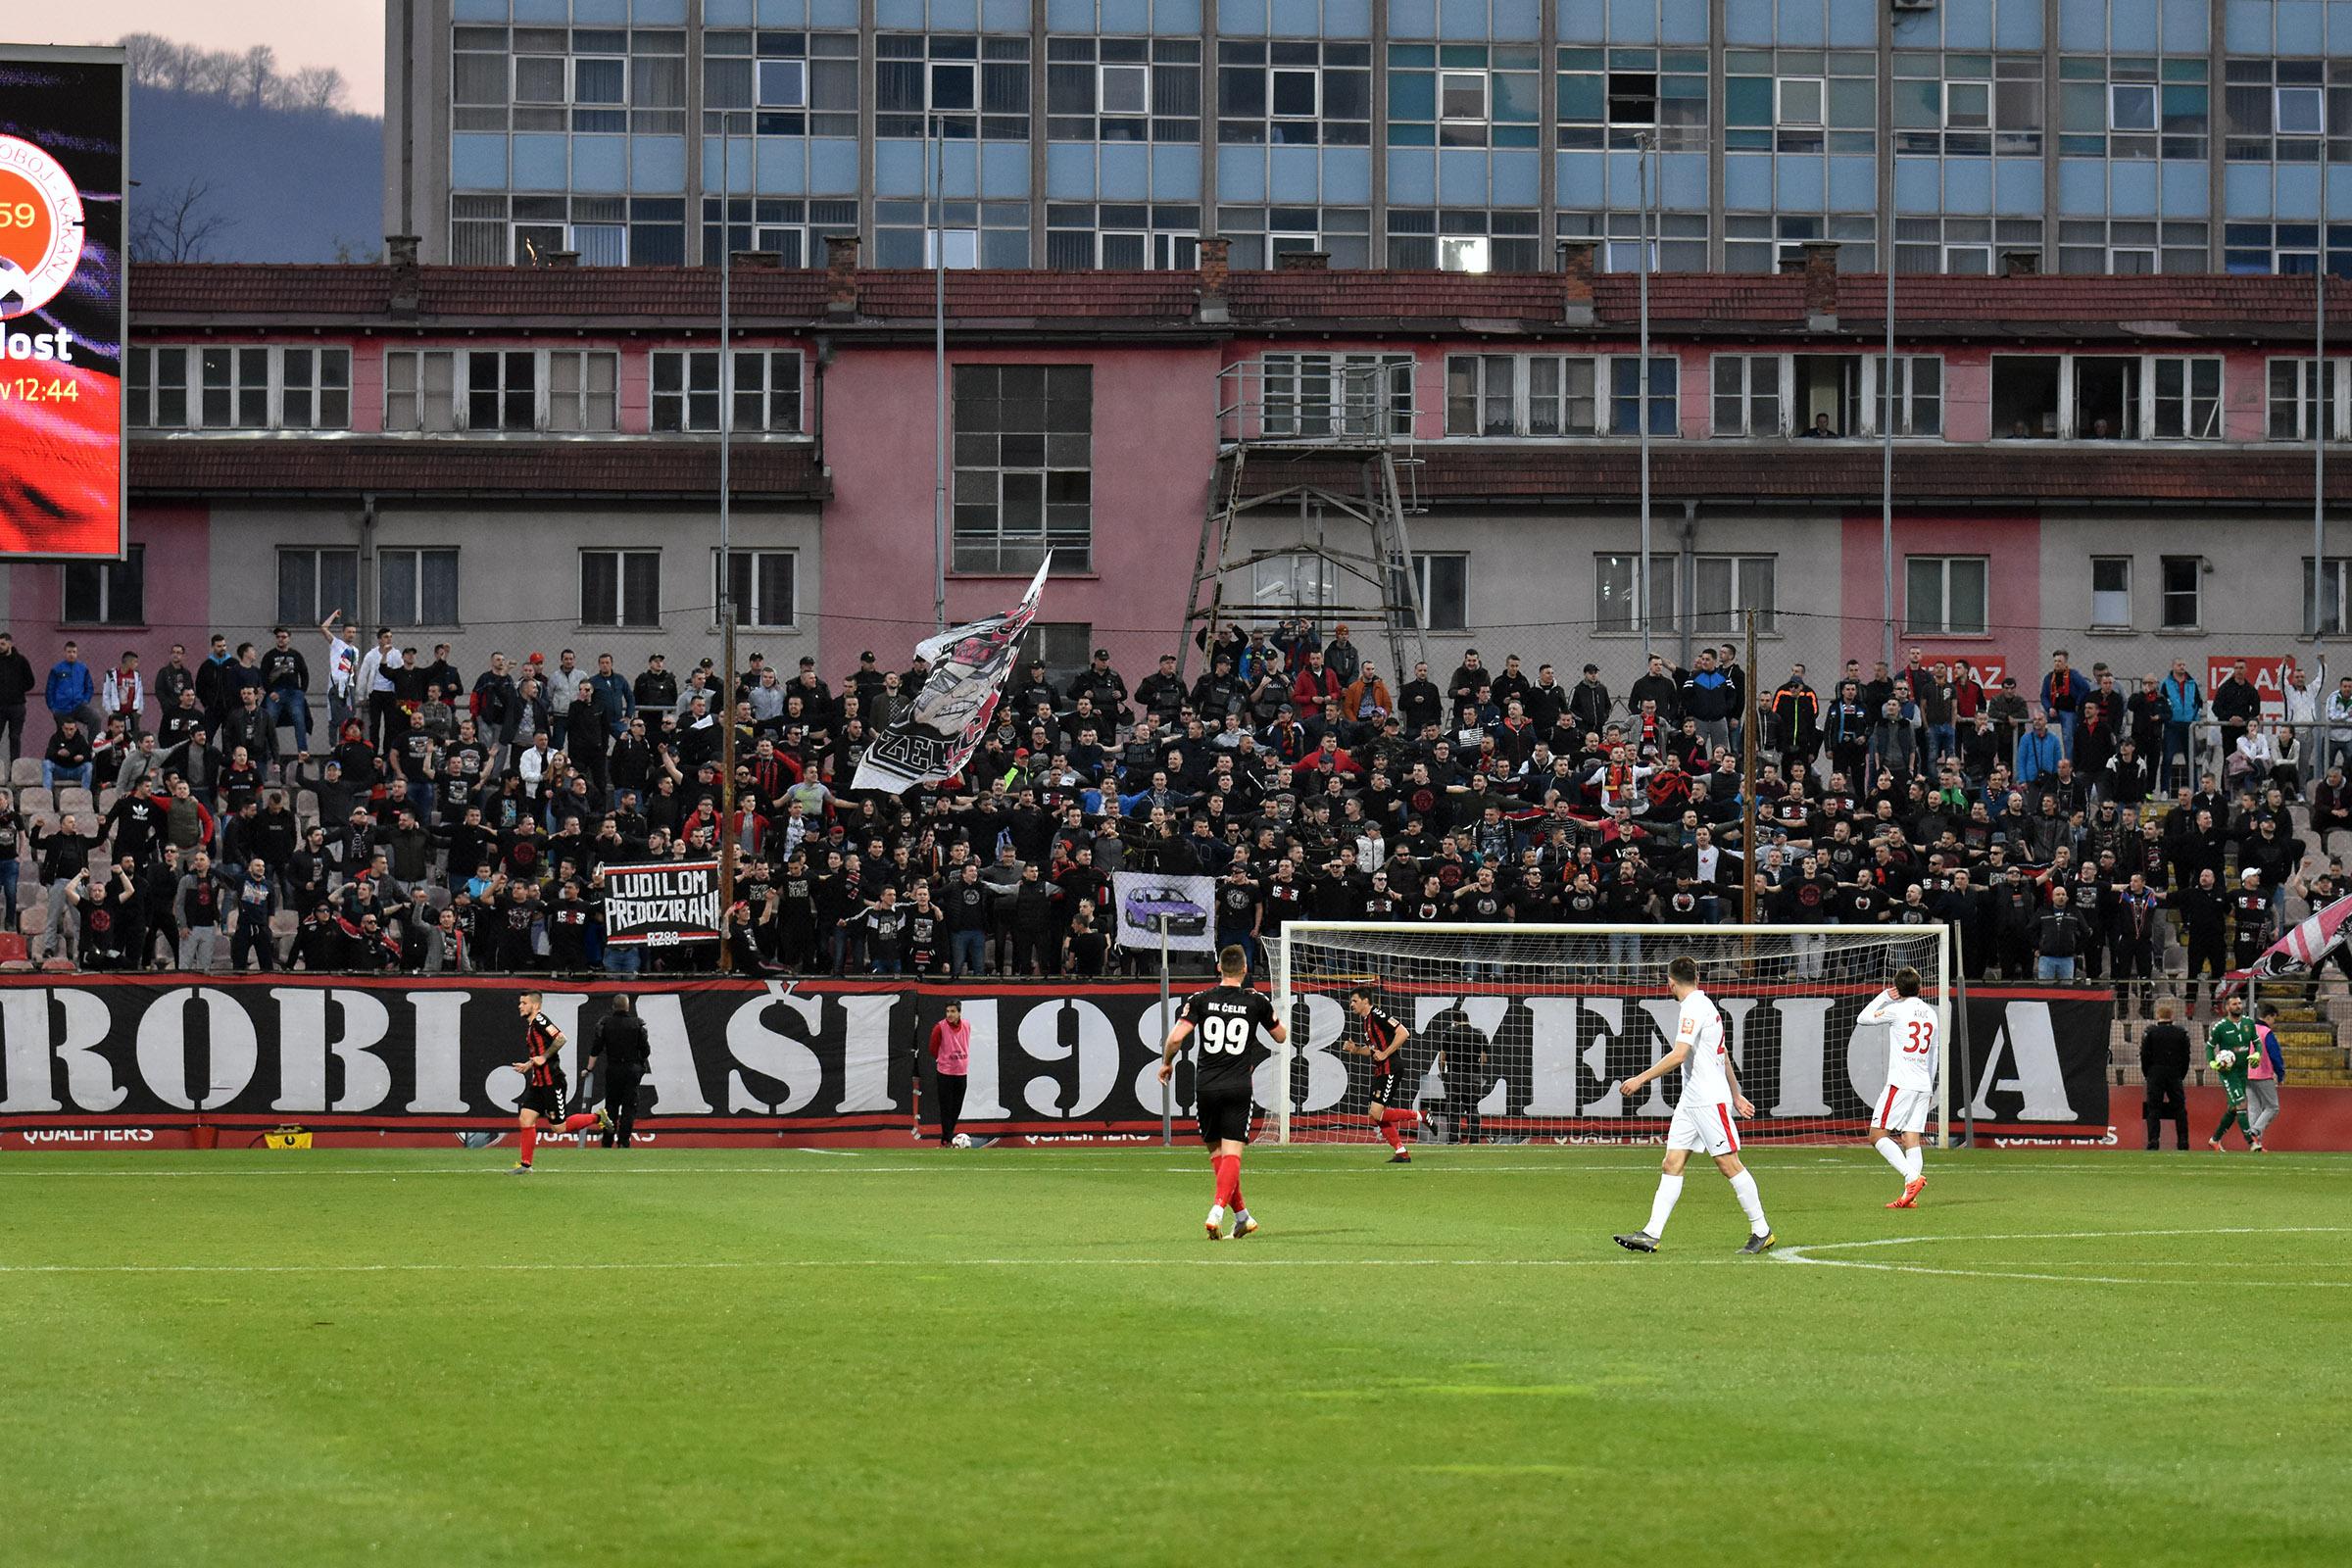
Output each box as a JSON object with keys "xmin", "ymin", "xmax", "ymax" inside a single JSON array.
[
  {"xmin": 1773, "ymin": 1226, "xmax": 2352, "ymax": 1288},
  {"xmin": 0, "ymin": 1255, "xmax": 1739, "ymax": 1277}
]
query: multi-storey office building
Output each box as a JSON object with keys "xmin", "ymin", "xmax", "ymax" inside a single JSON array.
[{"xmin": 387, "ymin": 0, "xmax": 2352, "ymax": 278}]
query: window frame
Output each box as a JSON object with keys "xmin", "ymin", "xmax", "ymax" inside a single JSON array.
[
  {"xmin": 376, "ymin": 546, "xmax": 463, "ymax": 629},
  {"xmin": 2267, "ymin": 357, "xmax": 2348, "ymax": 441},
  {"xmin": 2148, "ymin": 354, "xmax": 2224, "ymax": 441},
  {"xmin": 61, "ymin": 545, "xmax": 146, "ymax": 628},
  {"xmin": 2158, "ymin": 554, "xmax": 2202, "ymax": 631},
  {"xmin": 2089, "ymin": 555, "xmax": 2133, "ymax": 629},
  {"xmin": 276, "ymin": 547, "xmax": 362, "ymax": 629},
  {"xmin": 277, "ymin": 346, "xmax": 353, "ymax": 431},
  {"xmin": 713, "ymin": 547, "xmax": 800, "ymax": 631},
  {"xmin": 1689, "ymin": 554, "xmax": 1778, "ymax": 636},
  {"xmin": 385, "ymin": 348, "xmax": 459, "ymax": 433},
  {"xmin": 1405, "ymin": 551, "xmax": 1469, "ymax": 632},
  {"xmin": 2109, "ymin": 82, "xmax": 2158, "ymax": 133},
  {"xmin": 1776, "ymin": 76, "xmax": 1825, "ymax": 127},
  {"xmin": 579, "ymin": 548, "xmax": 664, "ymax": 629},
  {"xmin": 1710, "ymin": 353, "xmax": 1785, "ymax": 438},
  {"xmin": 1592, "ymin": 551, "xmax": 1678, "ymax": 635},
  {"xmin": 1865, "ymin": 354, "xmax": 1943, "ymax": 438},
  {"xmin": 125, "ymin": 344, "xmax": 190, "ymax": 429},
  {"xmin": 1903, "ymin": 555, "xmax": 1990, "ymax": 638},
  {"xmin": 952, "ymin": 363, "xmax": 1094, "ymax": 575},
  {"xmin": 546, "ymin": 349, "xmax": 620, "ymax": 434},
  {"xmin": 1260, "ymin": 352, "xmax": 1416, "ymax": 439}
]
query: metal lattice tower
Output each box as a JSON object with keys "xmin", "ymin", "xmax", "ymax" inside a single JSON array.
[{"xmin": 1181, "ymin": 360, "xmax": 1433, "ymax": 686}]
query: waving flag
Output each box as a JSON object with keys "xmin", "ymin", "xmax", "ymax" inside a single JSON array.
[
  {"xmin": 2218, "ymin": 890, "xmax": 2352, "ymax": 1001},
  {"xmin": 852, "ymin": 556, "xmax": 1050, "ymax": 794}
]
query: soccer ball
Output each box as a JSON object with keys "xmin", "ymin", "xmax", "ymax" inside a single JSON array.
[
  {"xmin": 952, "ymin": 1133, "xmax": 972, "ymax": 1149},
  {"xmin": 2214, "ymin": 1051, "xmax": 2236, "ymax": 1071}
]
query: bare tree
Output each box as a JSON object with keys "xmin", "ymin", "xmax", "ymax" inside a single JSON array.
[
  {"xmin": 120, "ymin": 33, "xmax": 177, "ymax": 89},
  {"xmin": 282, "ymin": 65, "xmax": 347, "ymax": 113},
  {"xmin": 129, "ymin": 177, "xmax": 235, "ymax": 264},
  {"xmin": 237, "ymin": 44, "xmax": 277, "ymax": 108}
]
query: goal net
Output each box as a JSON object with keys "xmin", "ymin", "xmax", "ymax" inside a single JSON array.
[{"xmin": 1268, "ymin": 923, "xmax": 1950, "ymax": 1149}]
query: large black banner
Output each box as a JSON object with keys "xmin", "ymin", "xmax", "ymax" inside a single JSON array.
[
  {"xmin": 0, "ymin": 978, "xmax": 2108, "ymax": 1142},
  {"xmin": 599, "ymin": 860, "xmax": 720, "ymax": 947}
]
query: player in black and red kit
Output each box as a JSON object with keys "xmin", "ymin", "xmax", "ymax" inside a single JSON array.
[
  {"xmin": 1159, "ymin": 945, "xmax": 1287, "ymax": 1240},
  {"xmin": 507, "ymin": 990, "xmax": 608, "ymax": 1172},
  {"xmin": 1344, "ymin": 984, "xmax": 1422, "ymax": 1162}
]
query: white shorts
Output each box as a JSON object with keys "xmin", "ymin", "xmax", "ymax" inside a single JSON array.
[
  {"xmin": 1667, "ymin": 1099, "xmax": 1741, "ymax": 1156},
  {"xmin": 1872, "ymin": 1084, "xmax": 1933, "ymax": 1136}
]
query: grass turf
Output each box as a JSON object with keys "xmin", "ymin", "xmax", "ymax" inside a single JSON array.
[{"xmin": 2, "ymin": 1144, "xmax": 2347, "ymax": 1567}]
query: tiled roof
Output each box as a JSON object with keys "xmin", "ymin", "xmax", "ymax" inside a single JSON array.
[
  {"xmin": 128, "ymin": 438, "xmax": 829, "ymax": 500},
  {"xmin": 129, "ymin": 262, "xmax": 2352, "ymax": 339},
  {"xmin": 1234, "ymin": 444, "xmax": 2352, "ymax": 507}
]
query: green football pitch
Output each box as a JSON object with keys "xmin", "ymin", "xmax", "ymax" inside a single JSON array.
[{"xmin": 2, "ymin": 1146, "xmax": 2347, "ymax": 1567}]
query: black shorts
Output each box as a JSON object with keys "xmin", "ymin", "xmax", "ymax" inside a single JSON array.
[
  {"xmin": 519, "ymin": 1082, "xmax": 567, "ymax": 1118},
  {"xmin": 1197, "ymin": 1090, "xmax": 1255, "ymax": 1147},
  {"xmin": 1369, "ymin": 1075, "xmax": 1397, "ymax": 1111}
]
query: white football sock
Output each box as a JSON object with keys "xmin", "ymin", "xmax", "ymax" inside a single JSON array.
[
  {"xmin": 1903, "ymin": 1146, "xmax": 1925, "ymax": 1182},
  {"xmin": 1207, "ymin": 1204, "xmax": 1224, "ymax": 1225},
  {"xmin": 1874, "ymin": 1136, "xmax": 1908, "ymax": 1176},
  {"xmin": 1234, "ymin": 1207, "xmax": 1251, "ymax": 1225},
  {"xmin": 1729, "ymin": 1170, "xmax": 1770, "ymax": 1236},
  {"xmin": 1643, "ymin": 1173, "xmax": 1684, "ymax": 1237}
]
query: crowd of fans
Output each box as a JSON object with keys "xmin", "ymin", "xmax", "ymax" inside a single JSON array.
[{"xmin": 0, "ymin": 613, "xmax": 2342, "ymax": 1012}]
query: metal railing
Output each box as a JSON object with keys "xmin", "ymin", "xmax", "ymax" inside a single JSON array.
[{"xmin": 1214, "ymin": 359, "xmax": 1421, "ymax": 449}]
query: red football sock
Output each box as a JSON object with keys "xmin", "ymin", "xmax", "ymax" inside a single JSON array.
[
  {"xmin": 559, "ymin": 1112, "xmax": 601, "ymax": 1134},
  {"xmin": 1230, "ymin": 1175, "xmax": 1246, "ymax": 1211},
  {"xmin": 517, "ymin": 1124, "xmax": 538, "ymax": 1165},
  {"xmin": 1212, "ymin": 1154, "xmax": 1239, "ymax": 1210},
  {"xmin": 1379, "ymin": 1118, "xmax": 1401, "ymax": 1151},
  {"xmin": 1389, "ymin": 1106, "xmax": 1422, "ymax": 1129}
]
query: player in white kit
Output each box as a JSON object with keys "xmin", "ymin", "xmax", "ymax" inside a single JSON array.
[
  {"xmin": 1611, "ymin": 956, "xmax": 1777, "ymax": 1255},
  {"xmin": 1857, "ymin": 965, "xmax": 1936, "ymax": 1208}
]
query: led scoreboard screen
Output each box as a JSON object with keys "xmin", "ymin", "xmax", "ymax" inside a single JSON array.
[{"xmin": 0, "ymin": 45, "xmax": 125, "ymax": 560}]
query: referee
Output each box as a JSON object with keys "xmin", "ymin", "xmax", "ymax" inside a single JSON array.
[{"xmin": 589, "ymin": 994, "xmax": 652, "ymax": 1148}]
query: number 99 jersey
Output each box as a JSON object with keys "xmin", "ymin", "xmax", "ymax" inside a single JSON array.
[{"xmin": 1182, "ymin": 984, "xmax": 1277, "ymax": 1101}]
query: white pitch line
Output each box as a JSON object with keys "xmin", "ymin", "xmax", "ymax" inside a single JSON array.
[
  {"xmin": 0, "ymin": 1254, "xmax": 1738, "ymax": 1277},
  {"xmin": 1773, "ymin": 1226, "xmax": 2352, "ymax": 1289}
]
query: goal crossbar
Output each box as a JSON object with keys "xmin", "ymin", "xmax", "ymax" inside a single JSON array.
[{"xmin": 1269, "ymin": 921, "xmax": 1952, "ymax": 1150}]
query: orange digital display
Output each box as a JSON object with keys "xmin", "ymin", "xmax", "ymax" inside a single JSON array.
[{"xmin": 0, "ymin": 46, "xmax": 125, "ymax": 560}]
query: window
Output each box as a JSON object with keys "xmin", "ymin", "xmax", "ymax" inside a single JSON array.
[
  {"xmin": 62, "ymin": 546, "xmax": 144, "ymax": 626},
  {"xmin": 1593, "ymin": 553, "xmax": 1676, "ymax": 633},
  {"xmin": 1690, "ymin": 556, "xmax": 1777, "ymax": 635},
  {"xmin": 467, "ymin": 351, "xmax": 537, "ymax": 432},
  {"xmin": 1905, "ymin": 556, "xmax": 1988, "ymax": 636},
  {"xmin": 1440, "ymin": 72, "xmax": 1488, "ymax": 125},
  {"xmin": 2276, "ymin": 85, "xmax": 2324, "ymax": 137},
  {"xmin": 953, "ymin": 365, "xmax": 1092, "ymax": 573},
  {"xmin": 1046, "ymin": 207, "xmax": 1201, "ymax": 270},
  {"xmin": 1045, "ymin": 36, "xmax": 1201, "ymax": 145},
  {"xmin": 1260, "ymin": 353, "xmax": 1415, "ymax": 438},
  {"xmin": 277, "ymin": 548, "xmax": 360, "ymax": 628},
  {"xmin": 1403, "ymin": 553, "xmax": 1468, "ymax": 632},
  {"xmin": 759, "ymin": 59, "xmax": 807, "ymax": 109},
  {"xmin": 1777, "ymin": 76, "xmax": 1824, "ymax": 126},
  {"xmin": 279, "ymin": 349, "xmax": 351, "ymax": 430},
  {"xmin": 715, "ymin": 549, "xmax": 798, "ymax": 629},
  {"xmin": 1218, "ymin": 40, "xmax": 1371, "ymax": 148},
  {"xmin": 702, "ymin": 196, "xmax": 859, "ymax": 270},
  {"xmin": 2268, "ymin": 359, "xmax": 2346, "ymax": 441},
  {"xmin": 704, "ymin": 29, "xmax": 858, "ymax": 140},
  {"xmin": 1943, "ymin": 79, "xmax": 1991, "ymax": 129},
  {"xmin": 1991, "ymin": 355, "xmax": 2060, "ymax": 437},
  {"xmin": 2159, "ymin": 555, "xmax": 2201, "ymax": 630},
  {"xmin": 2304, "ymin": 559, "xmax": 2352, "ymax": 636},
  {"xmin": 2150, "ymin": 356, "xmax": 2223, "ymax": 439},
  {"xmin": 1712, "ymin": 355, "xmax": 1783, "ymax": 437},
  {"xmin": 580, "ymin": 549, "xmax": 662, "ymax": 628},
  {"xmin": 1015, "ymin": 621, "xmax": 1095, "ymax": 680},
  {"xmin": 199, "ymin": 347, "xmax": 270, "ymax": 429},
  {"xmin": 1446, "ymin": 354, "xmax": 1598, "ymax": 437},
  {"xmin": 378, "ymin": 548, "xmax": 460, "ymax": 627},
  {"xmin": 1559, "ymin": 210, "xmax": 1710, "ymax": 271},
  {"xmin": 1556, "ymin": 46, "xmax": 1706, "ymax": 153},
  {"xmin": 649, "ymin": 350, "xmax": 804, "ymax": 432},
  {"xmin": 1610, "ymin": 357, "xmax": 1678, "ymax": 435},
  {"xmin": 872, "ymin": 197, "xmax": 1030, "ymax": 269},
  {"xmin": 547, "ymin": 351, "xmax": 618, "ymax": 433},
  {"xmin": 2091, "ymin": 557, "xmax": 2132, "ymax": 627},
  {"xmin": 386, "ymin": 349, "xmax": 457, "ymax": 432},
  {"xmin": 2109, "ymin": 83, "xmax": 2157, "ymax": 132},
  {"xmin": 1871, "ymin": 355, "xmax": 1942, "ymax": 437},
  {"xmin": 125, "ymin": 346, "xmax": 189, "ymax": 428},
  {"xmin": 875, "ymin": 34, "xmax": 1030, "ymax": 142}
]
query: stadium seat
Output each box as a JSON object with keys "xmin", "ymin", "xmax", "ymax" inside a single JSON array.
[
  {"xmin": 18, "ymin": 788, "xmax": 53, "ymax": 816},
  {"xmin": 58, "ymin": 787, "xmax": 94, "ymax": 818},
  {"xmin": 37, "ymin": 956, "xmax": 74, "ymax": 972},
  {"xmin": 0, "ymin": 933, "xmax": 29, "ymax": 970},
  {"xmin": 9, "ymin": 759, "xmax": 38, "ymax": 787}
]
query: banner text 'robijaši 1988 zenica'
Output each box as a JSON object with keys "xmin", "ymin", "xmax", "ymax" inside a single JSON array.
[
  {"xmin": 0, "ymin": 46, "xmax": 125, "ymax": 559},
  {"xmin": 0, "ymin": 978, "xmax": 2108, "ymax": 1143}
]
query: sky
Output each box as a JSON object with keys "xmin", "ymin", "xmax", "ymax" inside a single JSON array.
[{"xmin": 55, "ymin": 0, "xmax": 386, "ymax": 116}]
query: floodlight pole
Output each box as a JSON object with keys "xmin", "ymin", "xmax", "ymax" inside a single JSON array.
[{"xmin": 717, "ymin": 122, "xmax": 738, "ymax": 971}]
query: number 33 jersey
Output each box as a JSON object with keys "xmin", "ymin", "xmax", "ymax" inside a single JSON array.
[
  {"xmin": 1183, "ymin": 984, "xmax": 1278, "ymax": 1098},
  {"xmin": 1859, "ymin": 992, "xmax": 1938, "ymax": 1093}
]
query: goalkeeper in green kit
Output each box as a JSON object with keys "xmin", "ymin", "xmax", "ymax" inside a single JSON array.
[{"xmin": 2205, "ymin": 993, "xmax": 2260, "ymax": 1152}]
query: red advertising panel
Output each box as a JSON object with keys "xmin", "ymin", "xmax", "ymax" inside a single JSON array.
[
  {"xmin": 2205, "ymin": 655, "xmax": 2295, "ymax": 717},
  {"xmin": 0, "ymin": 45, "xmax": 126, "ymax": 560}
]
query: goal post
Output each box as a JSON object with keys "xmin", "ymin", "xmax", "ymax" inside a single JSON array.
[{"xmin": 1268, "ymin": 922, "xmax": 1951, "ymax": 1150}]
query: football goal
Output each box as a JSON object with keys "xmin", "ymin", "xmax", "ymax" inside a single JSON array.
[{"xmin": 1268, "ymin": 923, "xmax": 1951, "ymax": 1149}]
